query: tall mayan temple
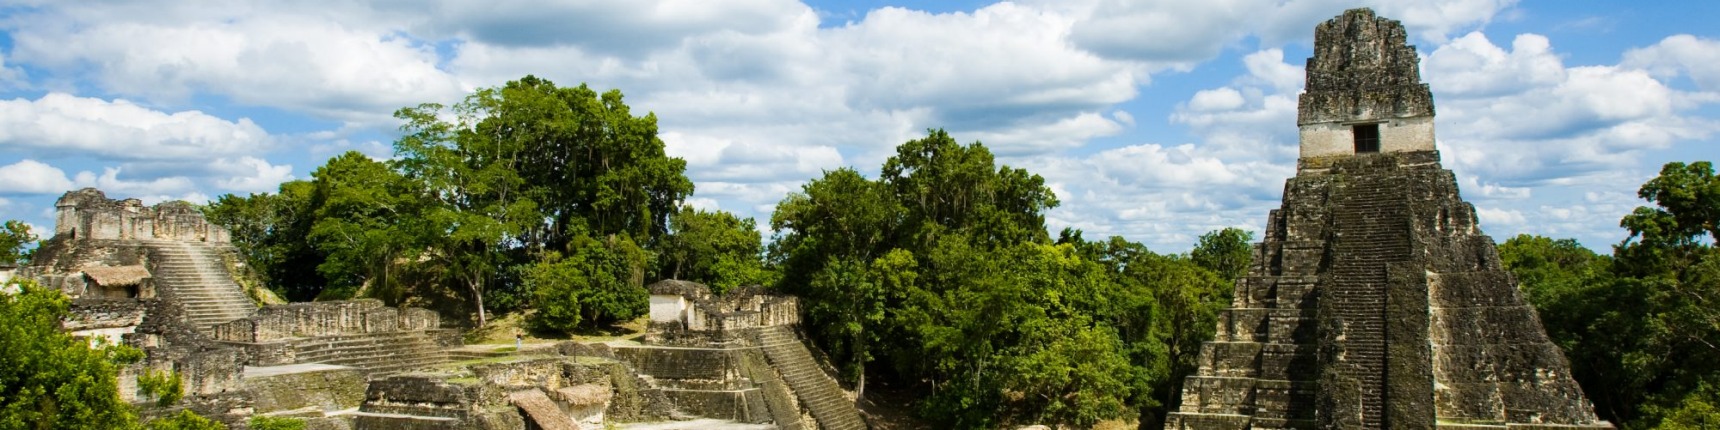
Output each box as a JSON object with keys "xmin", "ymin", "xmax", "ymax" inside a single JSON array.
[{"xmin": 1165, "ymin": 9, "xmax": 1613, "ymax": 430}]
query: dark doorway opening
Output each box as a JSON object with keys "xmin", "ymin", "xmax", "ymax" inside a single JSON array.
[{"xmin": 1353, "ymin": 124, "xmax": 1380, "ymax": 153}]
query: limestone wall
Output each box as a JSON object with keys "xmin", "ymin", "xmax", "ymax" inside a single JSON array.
[
  {"xmin": 53, "ymin": 188, "xmax": 230, "ymax": 243},
  {"xmin": 244, "ymin": 365, "xmax": 367, "ymax": 414},
  {"xmin": 1298, "ymin": 116, "xmax": 1436, "ymax": 160},
  {"xmin": 211, "ymin": 299, "xmax": 441, "ymax": 343}
]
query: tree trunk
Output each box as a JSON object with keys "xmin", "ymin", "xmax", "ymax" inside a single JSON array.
[{"xmin": 471, "ymin": 281, "xmax": 487, "ymax": 328}]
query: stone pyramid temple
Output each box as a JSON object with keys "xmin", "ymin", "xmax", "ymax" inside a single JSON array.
[{"xmin": 1164, "ymin": 9, "xmax": 1614, "ymax": 430}]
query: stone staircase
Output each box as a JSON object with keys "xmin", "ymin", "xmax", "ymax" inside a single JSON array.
[
  {"xmin": 1326, "ymin": 169, "xmax": 1412, "ymax": 429},
  {"xmin": 145, "ymin": 241, "xmax": 256, "ymax": 332},
  {"xmin": 757, "ymin": 326, "xmax": 866, "ymax": 430},
  {"xmin": 292, "ymin": 330, "xmax": 451, "ymax": 377}
]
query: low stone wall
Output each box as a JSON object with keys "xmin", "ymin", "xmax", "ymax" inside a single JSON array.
[
  {"xmin": 245, "ymin": 365, "xmax": 367, "ymax": 413},
  {"xmin": 660, "ymin": 389, "xmax": 770, "ymax": 423},
  {"xmin": 212, "ymin": 300, "xmax": 441, "ymax": 343},
  {"xmin": 611, "ymin": 347, "xmax": 742, "ymax": 387},
  {"xmin": 354, "ymin": 376, "xmax": 523, "ymax": 430},
  {"xmin": 66, "ymin": 299, "xmax": 148, "ymax": 346},
  {"xmin": 686, "ymin": 292, "xmax": 798, "ymax": 332}
]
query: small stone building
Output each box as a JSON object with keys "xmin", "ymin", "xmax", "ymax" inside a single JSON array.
[
  {"xmin": 80, "ymin": 265, "xmax": 154, "ymax": 299},
  {"xmin": 646, "ymin": 280, "xmax": 800, "ymax": 339}
]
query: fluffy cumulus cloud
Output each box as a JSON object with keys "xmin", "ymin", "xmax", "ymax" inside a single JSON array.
[
  {"xmin": 0, "ymin": 160, "xmax": 76, "ymax": 195},
  {"xmin": 1624, "ymin": 35, "xmax": 1720, "ymax": 93},
  {"xmin": 1425, "ymin": 32, "xmax": 1717, "ymax": 183},
  {"xmin": 0, "ymin": 93, "xmax": 270, "ymax": 160},
  {"xmin": 1055, "ymin": 0, "xmax": 1515, "ymax": 66},
  {"xmin": 1420, "ymin": 31, "xmax": 1720, "ymax": 248},
  {"xmin": 5, "ymin": 3, "xmax": 467, "ymax": 124},
  {"xmin": 1028, "ymin": 142, "xmax": 1294, "ymax": 248}
]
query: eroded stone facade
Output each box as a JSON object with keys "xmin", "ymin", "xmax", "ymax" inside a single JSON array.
[{"xmin": 1165, "ymin": 9, "xmax": 1611, "ymax": 430}]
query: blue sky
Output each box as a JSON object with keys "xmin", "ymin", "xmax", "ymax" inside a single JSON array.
[{"xmin": 0, "ymin": 0, "xmax": 1715, "ymax": 253}]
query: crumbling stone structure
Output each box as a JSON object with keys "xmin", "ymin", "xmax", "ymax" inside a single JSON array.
[
  {"xmin": 26, "ymin": 188, "xmax": 256, "ymax": 331},
  {"xmin": 211, "ymin": 299, "xmax": 457, "ymax": 376},
  {"xmin": 1165, "ymin": 9, "xmax": 1612, "ymax": 430},
  {"xmin": 53, "ymin": 187, "xmax": 229, "ymax": 243},
  {"xmin": 618, "ymin": 280, "xmax": 866, "ymax": 429}
]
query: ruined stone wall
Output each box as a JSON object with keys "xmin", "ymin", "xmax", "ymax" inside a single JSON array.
[
  {"xmin": 211, "ymin": 299, "xmax": 440, "ymax": 343},
  {"xmin": 53, "ymin": 188, "xmax": 229, "ymax": 243}
]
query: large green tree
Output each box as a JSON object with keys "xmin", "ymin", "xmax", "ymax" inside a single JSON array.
[
  {"xmin": 524, "ymin": 233, "xmax": 650, "ymax": 333},
  {"xmin": 655, "ymin": 206, "xmax": 771, "ymax": 292},
  {"xmin": 1190, "ymin": 227, "xmax": 1254, "ymax": 283},
  {"xmin": 767, "ymin": 130, "xmax": 1242, "ymax": 428},
  {"xmin": 1502, "ymin": 161, "xmax": 1720, "ymax": 428},
  {"xmin": 306, "ymin": 151, "xmax": 428, "ymax": 299},
  {"xmin": 0, "ymin": 280, "xmax": 143, "ymax": 429},
  {"xmin": 391, "ymin": 76, "xmax": 690, "ymax": 327},
  {"xmin": 204, "ymin": 181, "xmax": 323, "ymax": 300}
]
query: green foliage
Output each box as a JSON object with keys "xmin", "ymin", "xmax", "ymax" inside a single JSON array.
[
  {"xmin": 879, "ymin": 129, "xmax": 1059, "ymax": 249},
  {"xmin": 525, "ymin": 234, "xmax": 650, "ymax": 334},
  {"xmin": 0, "ymin": 280, "xmax": 142, "ymax": 429},
  {"xmin": 1501, "ymin": 160, "xmax": 1720, "ymax": 429},
  {"xmin": 1649, "ymin": 383, "xmax": 1720, "ymax": 430},
  {"xmin": 1190, "ymin": 227, "xmax": 1254, "ymax": 283},
  {"xmin": 206, "ymin": 76, "xmax": 690, "ymax": 331},
  {"xmin": 307, "ymin": 151, "xmax": 428, "ymax": 298},
  {"xmin": 247, "ymin": 415, "xmax": 305, "ymax": 430},
  {"xmin": 136, "ymin": 369, "xmax": 184, "ymax": 407},
  {"xmin": 144, "ymin": 410, "xmax": 226, "ymax": 430},
  {"xmin": 656, "ymin": 206, "xmax": 772, "ymax": 292},
  {"xmin": 769, "ymin": 130, "xmax": 1234, "ymax": 428},
  {"xmin": 0, "ymin": 219, "xmax": 36, "ymax": 265},
  {"xmin": 203, "ymin": 182, "xmax": 325, "ymax": 301}
]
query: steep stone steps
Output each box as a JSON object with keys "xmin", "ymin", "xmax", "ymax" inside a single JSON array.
[
  {"xmin": 145, "ymin": 241, "xmax": 256, "ymax": 333},
  {"xmin": 1325, "ymin": 174, "xmax": 1414, "ymax": 429},
  {"xmin": 757, "ymin": 326, "xmax": 866, "ymax": 430},
  {"xmin": 291, "ymin": 331, "xmax": 451, "ymax": 377}
]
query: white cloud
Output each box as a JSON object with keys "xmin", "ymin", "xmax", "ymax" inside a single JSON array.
[
  {"xmin": 1428, "ymin": 32, "xmax": 1715, "ymax": 183},
  {"xmin": 0, "ymin": 160, "xmax": 76, "ymax": 195},
  {"xmin": 1424, "ymin": 33, "xmax": 1564, "ymax": 98},
  {"xmin": 1024, "ymin": 141, "xmax": 1292, "ymax": 250},
  {"xmin": 1189, "ymin": 88, "xmax": 1246, "ymax": 112},
  {"xmin": 71, "ymin": 168, "xmax": 200, "ymax": 204},
  {"xmin": 1057, "ymin": 0, "xmax": 1516, "ymax": 65},
  {"xmin": 1171, "ymin": 49, "xmax": 1304, "ymax": 161},
  {"xmin": 211, "ymin": 157, "xmax": 295, "ymax": 193},
  {"xmin": 1475, "ymin": 206, "xmax": 1526, "ymax": 227},
  {"xmin": 0, "ymin": 93, "xmax": 271, "ymax": 161},
  {"xmin": 8, "ymin": 10, "xmax": 466, "ymax": 124},
  {"xmin": 1624, "ymin": 34, "xmax": 1720, "ymax": 93}
]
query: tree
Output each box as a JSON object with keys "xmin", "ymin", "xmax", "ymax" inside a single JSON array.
[
  {"xmin": 524, "ymin": 233, "xmax": 650, "ymax": 333},
  {"xmin": 879, "ymin": 129, "xmax": 1058, "ymax": 249},
  {"xmin": 307, "ymin": 151, "xmax": 428, "ymax": 299},
  {"xmin": 1190, "ymin": 227, "xmax": 1254, "ymax": 283},
  {"xmin": 0, "ymin": 280, "xmax": 143, "ymax": 429},
  {"xmin": 655, "ymin": 207, "xmax": 771, "ymax": 292},
  {"xmin": 469, "ymin": 76, "xmax": 692, "ymax": 250},
  {"xmin": 0, "ymin": 220, "xmax": 37, "ymax": 266},
  {"xmin": 392, "ymin": 76, "xmax": 688, "ymax": 327},
  {"xmin": 204, "ymin": 182, "xmax": 324, "ymax": 301}
]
